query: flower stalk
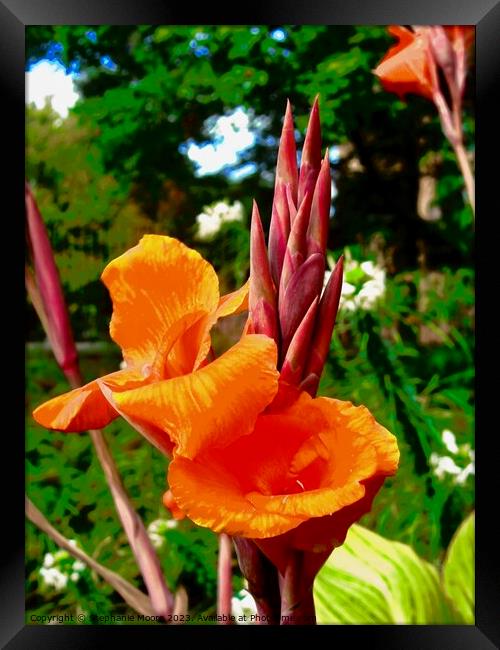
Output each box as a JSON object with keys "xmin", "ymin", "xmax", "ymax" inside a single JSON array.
[{"xmin": 217, "ymin": 533, "xmax": 233, "ymax": 624}]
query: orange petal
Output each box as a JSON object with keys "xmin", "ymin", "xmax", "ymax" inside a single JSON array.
[
  {"xmin": 101, "ymin": 235, "xmax": 220, "ymax": 374},
  {"xmin": 167, "ymin": 455, "xmax": 303, "ymax": 537},
  {"xmin": 215, "ymin": 280, "xmax": 249, "ymax": 319},
  {"xmin": 177, "ymin": 279, "xmax": 250, "ymax": 373},
  {"xmin": 162, "ymin": 489, "xmax": 186, "ymax": 521},
  {"xmin": 112, "ymin": 334, "xmax": 279, "ymax": 458},
  {"xmin": 374, "ymin": 26, "xmax": 434, "ymax": 100},
  {"xmin": 32, "ymin": 367, "xmax": 147, "ymax": 432},
  {"xmin": 166, "ymin": 392, "xmax": 398, "ymax": 540}
]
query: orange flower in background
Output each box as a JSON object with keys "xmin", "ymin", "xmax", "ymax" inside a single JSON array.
[
  {"xmin": 33, "ymin": 234, "xmax": 278, "ymax": 457},
  {"xmin": 373, "ymin": 26, "xmax": 435, "ymax": 100},
  {"xmin": 373, "ymin": 25, "xmax": 474, "ymax": 101}
]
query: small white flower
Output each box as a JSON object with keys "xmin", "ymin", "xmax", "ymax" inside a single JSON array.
[
  {"xmin": 70, "ymin": 572, "xmax": 80, "ymax": 583},
  {"xmin": 40, "ymin": 567, "xmax": 68, "ymax": 591},
  {"xmin": 72, "ymin": 560, "xmax": 85, "ymax": 572},
  {"xmin": 232, "ymin": 588, "xmax": 257, "ymax": 624},
  {"xmin": 342, "ymin": 281, "xmax": 356, "ymax": 297},
  {"xmin": 195, "ymin": 200, "xmax": 244, "ymax": 240},
  {"xmin": 196, "ymin": 211, "xmax": 222, "ymax": 241},
  {"xmin": 455, "ymin": 462, "xmax": 475, "ymax": 485},
  {"xmin": 430, "ymin": 453, "xmax": 462, "ymax": 478},
  {"xmin": 442, "ymin": 429, "xmax": 459, "ymax": 455},
  {"xmin": 360, "ymin": 261, "xmax": 376, "ymax": 276},
  {"xmin": 43, "ymin": 553, "xmax": 55, "ymax": 568}
]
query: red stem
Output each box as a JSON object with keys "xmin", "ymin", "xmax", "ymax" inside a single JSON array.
[{"xmin": 217, "ymin": 533, "xmax": 233, "ymax": 623}]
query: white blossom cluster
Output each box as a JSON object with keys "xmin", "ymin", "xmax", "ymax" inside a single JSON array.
[
  {"xmin": 231, "ymin": 588, "xmax": 257, "ymax": 624},
  {"xmin": 195, "ymin": 200, "xmax": 244, "ymax": 241},
  {"xmin": 39, "ymin": 540, "xmax": 87, "ymax": 591},
  {"xmin": 429, "ymin": 429, "xmax": 475, "ymax": 486},
  {"xmin": 324, "ymin": 251, "xmax": 386, "ymax": 313},
  {"xmin": 146, "ymin": 518, "xmax": 179, "ymax": 549}
]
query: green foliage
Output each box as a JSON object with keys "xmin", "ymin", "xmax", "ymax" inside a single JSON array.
[
  {"xmin": 442, "ymin": 511, "xmax": 474, "ymax": 623},
  {"xmin": 314, "ymin": 515, "xmax": 474, "ymax": 624}
]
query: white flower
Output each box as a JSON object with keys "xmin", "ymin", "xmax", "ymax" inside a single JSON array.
[
  {"xmin": 40, "ymin": 567, "xmax": 68, "ymax": 591},
  {"xmin": 43, "ymin": 553, "xmax": 55, "ymax": 568},
  {"xmin": 455, "ymin": 462, "xmax": 475, "ymax": 485},
  {"xmin": 147, "ymin": 518, "xmax": 178, "ymax": 548},
  {"xmin": 429, "ymin": 453, "xmax": 462, "ymax": 478},
  {"xmin": 70, "ymin": 572, "xmax": 81, "ymax": 583},
  {"xmin": 360, "ymin": 261, "xmax": 376, "ymax": 276},
  {"xmin": 441, "ymin": 429, "xmax": 459, "ymax": 455},
  {"xmin": 232, "ymin": 588, "xmax": 257, "ymax": 624},
  {"xmin": 72, "ymin": 560, "xmax": 85, "ymax": 572},
  {"xmin": 196, "ymin": 211, "xmax": 222, "ymax": 241},
  {"xmin": 195, "ymin": 200, "xmax": 244, "ymax": 241},
  {"xmin": 328, "ymin": 251, "xmax": 386, "ymax": 313}
]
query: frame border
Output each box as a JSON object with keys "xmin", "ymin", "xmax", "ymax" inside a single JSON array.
[{"xmin": 5, "ymin": 0, "xmax": 499, "ymax": 646}]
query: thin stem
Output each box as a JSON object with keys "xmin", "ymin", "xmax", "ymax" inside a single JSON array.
[
  {"xmin": 452, "ymin": 139, "xmax": 475, "ymax": 216},
  {"xmin": 217, "ymin": 533, "xmax": 233, "ymax": 623},
  {"xmin": 65, "ymin": 370, "xmax": 174, "ymax": 620},
  {"xmin": 26, "ymin": 496, "xmax": 155, "ymax": 617}
]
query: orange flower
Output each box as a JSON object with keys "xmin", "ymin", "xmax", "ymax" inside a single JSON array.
[
  {"xmin": 33, "ymin": 235, "xmax": 279, "ymax": 456},
  {"xmin": 160, "ymin": 383, "xmax": 398, "ymax": 549},
  {"xmin": 374, "ymin": 25, "xmax": 474, "ymax": 101},
  {"xmin": 374, "ymin": 26, "xmax": 435, "ymax": 100}
]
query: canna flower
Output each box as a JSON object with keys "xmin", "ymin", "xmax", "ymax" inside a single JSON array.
[
  {"xmin": 374, "ymin": 26, "xmax": 435, "ymax": 100},
  {"xmin": 373, "ymin": 25, "xmax": 474, "ymax": 101},
  {"xmin": 374, "ymin": 25, "xmax": 476, "ymax": 216},
  {"xmin": 33, "ymin": 234, "xmax": 279, "ymax": 458}
]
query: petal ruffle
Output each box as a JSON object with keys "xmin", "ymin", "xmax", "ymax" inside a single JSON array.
[
  {"xmin": 112, "ymin": 334, "xmax": 279, "ymax": 458},
  {"xmin": 101, "ymin": 235, "xmax": 220, "ymax": 374},
  {"xmin": 165, "ymin": 391, "xmax": 399, "ymax": 540},
  {"xmin": 32, "ymin": 367, "xmax": 148, "ymax": 432},
  {"xmin": 168, "ymin": 455, "xmax": 303, "ymax": 537}
]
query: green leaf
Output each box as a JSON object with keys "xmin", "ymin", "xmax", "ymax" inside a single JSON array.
[
  {"xmin": 314, "ymin": 524, "xmax": 457, "ymax": 624},
  {"xmin": 442, "ymin": 511, "xmax": 475, "ymax": 623}
]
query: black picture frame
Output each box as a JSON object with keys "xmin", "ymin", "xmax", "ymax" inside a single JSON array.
[{"xmin": 4, "ymin": 0, "xmax": 499, "ymax": 646}]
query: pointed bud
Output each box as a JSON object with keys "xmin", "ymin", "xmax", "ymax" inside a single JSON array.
[
  {"xmin": 279, "ymin": 252, "xmax": 325, "ymax": 358},
  {"xmin": 280, "ymin": 297, "xmax": 319, "ymax": 386},
  {"xmin": 303, "ymin": 256, "xmax": 344, "ymax": 396},
  {"xmin": 25, "ymin": 183, "xmax": 80, "ymax": 383},
  {"xmin": 250, "ymin": 201, "xmax": 279, "ymax": 342},
  {"xmin": 298, "ymin": 96, "xmax": 322, "ymax": 206},
  {"xmin": 285, "ymin": 184, "xmax": 297, "ymax": 224},
  {"xmin": 306, "ymin": 151, "xmax": 331, "ymax": 257},
  {"xmin": 275, "ymin": 100, "xmax": 299, "ymax": 205},
  {"xmin": 268, "ymin": 183, "xmax": 290, "ymax": 289},
  {"xmin": 279, "ymin": 189, "xmax": 313, "ymax": 295},
  {"xmin": 299, "ymin": 372, "xmax": 321, "ymax": 396}
]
